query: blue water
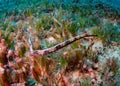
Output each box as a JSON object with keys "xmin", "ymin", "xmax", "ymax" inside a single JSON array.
[{"xmin": 0, "ymin": 0, "xmax": 120, "ymax": 20}]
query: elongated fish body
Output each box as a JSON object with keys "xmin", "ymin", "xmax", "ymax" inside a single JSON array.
[{"xmin": 32, "ymin": 33, "xmax": 96, "ymax": 56}]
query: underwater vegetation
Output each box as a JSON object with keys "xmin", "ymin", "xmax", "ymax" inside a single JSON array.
[{"xmin": 0, "ymin": 0, "xmax": 120, "ymax": 86}]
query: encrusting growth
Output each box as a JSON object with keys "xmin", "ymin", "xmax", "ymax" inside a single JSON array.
[{"xmin": 31, "ymin": 33, "xmax": 97, "ymax": 56}]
